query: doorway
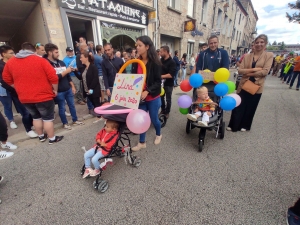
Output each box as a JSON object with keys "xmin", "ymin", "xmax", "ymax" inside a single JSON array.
[
  {"xmin": 109, "ymin": 35, "xmax": 135, "ymax": 52},
  {"xmin": 68, "ymin": 16, "xmax": 95, "ymax": 49}
]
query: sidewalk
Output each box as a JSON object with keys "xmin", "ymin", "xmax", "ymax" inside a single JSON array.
[{"xmin": 0, "ymin": 102, "xmax": 95, "ymax": 144}]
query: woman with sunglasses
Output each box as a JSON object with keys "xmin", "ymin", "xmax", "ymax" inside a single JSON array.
[
  {"xmin": 35, "ymin": 43, "xmax": 45, "ymax": 57},
  {"xmin": 131, "ymin": 36, "xmax": 162, "ymax": 151}
]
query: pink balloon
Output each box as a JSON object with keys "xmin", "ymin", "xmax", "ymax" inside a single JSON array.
[
  {"xmin": 227, "ymin": 93, "xmax": 241, "ymax": 107},
  {"xmin": 126, "ymin": 109, "xmax": 151, "ymax": 134}
]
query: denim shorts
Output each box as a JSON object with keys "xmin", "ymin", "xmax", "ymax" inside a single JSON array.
[{"xmin": 24, "ymin": 99, "xmax": 55, "ymax": 121}]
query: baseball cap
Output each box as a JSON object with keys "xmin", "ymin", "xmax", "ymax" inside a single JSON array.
[{"xmin": 66, "ymin": 47, "xmax": 73, "ymax": 52}]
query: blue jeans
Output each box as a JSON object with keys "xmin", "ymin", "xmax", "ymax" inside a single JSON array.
[
  {"xmin": 87, "ymin": 97, "xmax": 94, "ymax": 110},
  {"xmin": 290, "ymin": 71, "xmax": 300, "ymax": 89},
  {"xmin": 174, "ymin": 69, "xmax": 179, "ymax": 86},
  {"xmin": 84, "ymin": 148, "xmax": 104, "ymax": 169},
  {"xmin": 0, "ymin": 92, "xmax": 33, "ymax": 132},
  {"xmin": 181, "ymin": 68, "xmax": 186, "ymax": 81},
  {"xmin": 55, "ymin": 88, "xmax": 78, "ymax": 124},
  {"xmin": 139, "ymin": 97, "xmax": 161, "ymax": 143}
]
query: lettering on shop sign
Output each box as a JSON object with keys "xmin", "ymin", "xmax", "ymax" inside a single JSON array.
[
  {"xmin": 110, "ymin": 74, "xmax": 145, "ymax": 109},
  {"xmin": 59, "ymin": 0, "xmax": 148, "ymax": 25}
]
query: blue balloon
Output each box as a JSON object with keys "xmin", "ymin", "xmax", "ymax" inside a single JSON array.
[
  {"xmin": 214, "ymin": 83, "xmax": 229, "ymax": 97},
  {"xmin": 220, "ymin": 96, "xmax": 236, "ymax": 111},
  {"xmin": 177, "ymin": 95, "xmax": 193, "ymax": 108},
  {"xmin": 189, "ymin": 73, "xmax": 203, "ymax": 88}
]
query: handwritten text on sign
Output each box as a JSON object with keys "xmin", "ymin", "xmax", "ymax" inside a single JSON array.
[
  {"xmin": 199, "ymin": 70, "xmax": 215, "ymax": 81},
  {"xmin": 110, "ymin": 73, "xmax": 145, "ymax": 109}
]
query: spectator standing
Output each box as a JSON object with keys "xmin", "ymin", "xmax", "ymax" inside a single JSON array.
[
  {"xmin": 289, "ymin": 54, "xmax": 300, "ymax": 90},
  {"xmin": 173, "ymin": 50, "xmax": 181, "ymax": 86},
  {"xmin": 0, "ymin": 45, "xmax": 37, "ymax": 138},
  {"xmin": 227, "ymin": 34, "xmax": 273, "ymax": 132},
  {"xmin": 159, "ymin": 46, "xmax": 176, "ymax": 118},
  {"xmin": 35, "ymin": 43, "xmax": 45, "ymax": 57},
  {"xmin": 180, "ymin": 53, "xmax": 187, "ymax": 82},
  {"xmin": 44, "ymin": 43, "xmax": 84, "ymax": 130},
  {"xmin": 189, "ymin": 53, "xmax": 195, "ymax": 73},
  {"xmin": 101, "ymin": 43, "xmax": 124, "ymax": 101},
  {"xmin": 272, "ymin": 53, "xmax": 284, "ymax": 76},
  {"xmin": 2, "ymin": 42, "xmax": 63, "ymax": 144},
  {"xmin": 94, "ymin": 45, "xmax": 106, "ymax": 103},
  {"xmin": 88, "ymin": 41, "xmax": 96, "ymax": 55}
]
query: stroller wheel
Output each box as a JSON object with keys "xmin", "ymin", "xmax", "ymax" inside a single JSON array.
[
  {"xmin": 198, "ymin": 140, "xmax": 203, "ymax": 152},
  {"xmin": 219, "ymin": 122, "xmax": 225, "ymax": 139},
  {"xmin": 186, "ymin": 120, "xmax": 191, "ymax": 134},
  {"xmin": 97, "ymin": 180, "xmax": 109, "ymax": 193},
  {"xmin": 159, "ymin": 114, "xmax": 167, "ymax": 128},
  {"xmin": 133, "ymin": 158, "xmax": 142, "ymax": 167}
]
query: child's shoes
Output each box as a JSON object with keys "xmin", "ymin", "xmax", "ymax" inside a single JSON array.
[
  {"xmin": 198, "ymin": 121, "xmax": 208, "ymax": 126},
  {"xmin": 91, "ymin": 169, "xmax": 101, "ymax": 177},
  {"xmin": 82, "ymin": 168, "xmax": 94, "ymax": 178},
  {"xmin": 187, "ymin": 114, "xmax": 197, "ymax": 121}
]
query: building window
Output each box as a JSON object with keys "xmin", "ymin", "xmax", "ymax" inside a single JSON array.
[
  {"xmin": 216, "ymin": 9, "xmax": 223, "ymax": 28},
  {"xmin": 201, "ymin": 0, "xmax": 208, "ymax": 25},
  {"xmin": 187, "ymin": 0, "xmax": 194, "ymax": 17},
  {"xmin": 238, "ymin": 13, "xmax": 241, "ymax": 24},
  {"xmin": 227, "ymin": 19, "xmax": 232, "ymax": 37},
  {"xmin": 232, "ymin": 27, "xmax": 236, "ymax": 39},
  {"xmin": 187, "ymin": 42, "xmax": 194, "ymax": 62},
  {"xmin": 222, "ymin": 15, "xmax": 228, "ymax": 34},
  {"xmin": 169, "ymin": 0, "xmax": 180, "ymax": 10}
]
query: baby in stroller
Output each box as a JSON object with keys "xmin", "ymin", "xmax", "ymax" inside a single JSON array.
[
  {"xmin": 82, "ymin": 120, "xmax": 119, "ymax": 178},
  {"xmin": 187, "ymin": 86, "xmax": 216, "ymax": 126}
]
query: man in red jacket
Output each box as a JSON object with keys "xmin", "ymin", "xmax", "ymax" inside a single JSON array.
[{"xmin": 2, "ymin": 42, "xmax": 63, "ymax": 144}]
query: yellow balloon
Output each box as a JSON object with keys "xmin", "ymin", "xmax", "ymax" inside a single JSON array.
[
  {"xmin": 160, "ymin": 87, "xmax": 165, "ymax": 96},
  {"xmin": 203, "ymin": 69, "xmax": 211, "ymax": 83},
  {"xmin": 214, "ymin": 68, "xmax": 230, "ymax": 83}
]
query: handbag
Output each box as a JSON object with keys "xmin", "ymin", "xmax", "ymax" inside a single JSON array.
[{"xmin": 242, "ymin": 80, "xmax": 260, "ymax": 95}]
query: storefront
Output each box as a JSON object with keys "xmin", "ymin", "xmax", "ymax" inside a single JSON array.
[{"xmin": 57, "ymin": 0, "xmax": 150, "ymax": 51}]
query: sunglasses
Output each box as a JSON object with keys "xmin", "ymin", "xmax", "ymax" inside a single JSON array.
[{"xmin": 35, "ymin": 43, "xmax": 42, "ymax": 48}]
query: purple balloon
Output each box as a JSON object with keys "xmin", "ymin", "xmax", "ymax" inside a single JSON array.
[
  {"xmin": 178, "ymin": 95, "xmax": 192, "ymax": 108},
  {"xmin": 227, "ymin": 93, "xmax": 241, "ymax": 107}
]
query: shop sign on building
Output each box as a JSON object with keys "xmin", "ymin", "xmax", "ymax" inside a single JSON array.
[{"xmin": 59, "ymin": 0, "xmax": 148, "ymax": 25}]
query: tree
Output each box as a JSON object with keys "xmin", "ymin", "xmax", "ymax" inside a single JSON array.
[
  {"xmin": 272, "ymin": 41, "xmax": 277, "ymax": 45},
  {"xmin": 287, "ymin": 1, "xmax": 300, "ymax": 23},
  {"xmin": 280, "ymin": 41, "xmax": 286, "ymax": 50}
]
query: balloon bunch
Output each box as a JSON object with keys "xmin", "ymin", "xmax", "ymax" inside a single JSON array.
[
  {"xmin": 213, "ymin": 68, "xmax": 241, "ymax": 111},
  {"xmin": 177, "ymin": 68, "xmax": 241, "ymax": 114},
  {"xmin": 177, "ymin": 73, "xmax": 204, "ymax": 114}
]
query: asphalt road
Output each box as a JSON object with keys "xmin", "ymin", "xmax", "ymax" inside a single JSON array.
[{"xmin": 0, "ymin": 74, "xmax": 299, "ymax": 225}]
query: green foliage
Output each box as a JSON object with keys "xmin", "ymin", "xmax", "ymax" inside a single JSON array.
[
  {"xmin": 272, "ymin": 41, "xmax": 277, "ymax": 45},
  {"xmin": 287, "ymin": 1, "xmax": 300, "ymax": 23}
]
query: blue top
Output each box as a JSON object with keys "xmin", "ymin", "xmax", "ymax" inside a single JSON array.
[
  {"xmin": 196, "ymin": 48, "xmax": 229, "ymax": 72},
  {"xmin": 94, "ymin": 54, "xmax": 103, "ymax": 76},
  {"xmin": 63, "ymin": 55, "xmax": 77, "ymax": 76},
  {"xmin": 173, "ymin": 55, "xmax": 181, "ymax": 70}
]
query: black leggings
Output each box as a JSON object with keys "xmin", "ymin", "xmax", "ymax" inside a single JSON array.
[{"xmin": 0, "ymin": 112, "xmax": 8, "ymax": 142}]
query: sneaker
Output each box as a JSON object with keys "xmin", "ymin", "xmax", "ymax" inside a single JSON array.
[
  {"xmin": 26, "ymin": 130, "xmax": 38, "ymax": 138},
  {"xmin": 131, "ymin": 143, "xmax": 146, "ymax": 151},
  {"xmin": 297, "ymin": 88, "xmax": 299, "ymax": 91},
  {"xmin": 226, "ymin": 127, "xmax": 232, "ymax": 131},
  {"xmin": 39, "ymin": 133, "xmax": 48, "ymax": 142},
  {"xmin": 90, "ymin": 169, "xmax": 101, "ymax": 177},
  {"xmin": 287, "ymin": 208, "xmax": 300, "ymax": 225},
  {"xmin": 198, "ymin": 121, "xmax": 208, "ymax": 126},
  {"xmin": 82, "ymin": 168, "xmax": 94, "ymax": 178},
  {"xmin": 65, "ymin": 111, "xmax": 71, "ymax": 117},
  {"xmin": 63, "ymin": 124, "xmax": 72, "ymax": 130},
  {"xmin": 154, "ymin": 135, "xmax": 162, "ymax": 145},
  {"xmin": 10, "ymin": 121, "xmax": 17, "ymax": 129},
  {"xmin": 1, "ymin": 142, "xmax": 17, "ymax": 150},
  {"xmin": 0, "ymin": 151, "xmax": 14, "ymax": 160},
  {"xmin": 187, "ymin": 114, "xmax": 197, "ymax": 121},
  {"xmin": 49, "ymin": 136, "xmax": 64, "ymax": 145},
  {"xmin": 241, "ymin": 128, "xmax": 247, "ymax": 132},
  {"xmin": 73, "ymin": 121, "xmax": 85, "ymax": 126}
]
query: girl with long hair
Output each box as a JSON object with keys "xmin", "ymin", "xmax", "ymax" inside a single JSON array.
[{"xmin": 131, "ymin": 35, "xmax": 162, "ymax": 151}]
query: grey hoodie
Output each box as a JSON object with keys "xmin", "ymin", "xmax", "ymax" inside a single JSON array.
[{"xmin": 15, "ymin": 50, "xmax": 35, "ymax": 59}]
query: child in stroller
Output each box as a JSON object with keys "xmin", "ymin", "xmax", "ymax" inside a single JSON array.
[
  {"xmin": 186, "ymin": 86, "xmax": 216, "ymax": 127},
  {"xmin": 82, "ymin": 120, "xmax": 119, "ymax": 178},
  {"xmin": 186, "ymin": 82, "xmax": 225, "ymax": 152}
]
